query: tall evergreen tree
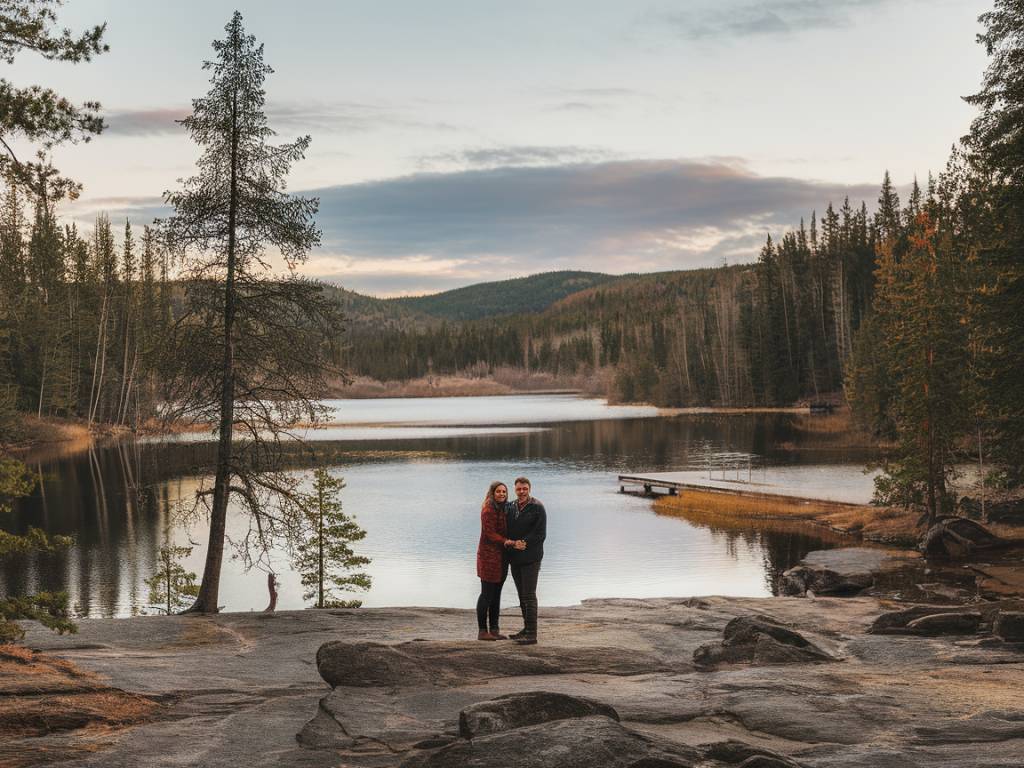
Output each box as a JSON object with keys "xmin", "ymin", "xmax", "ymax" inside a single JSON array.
[
  {"xmin": 963, "ymin": 0, "xmax": 1024, "ymax": 482},
  {"xmin": 160, "ymin": 13, "xmax": 340, "ymax": 613}
]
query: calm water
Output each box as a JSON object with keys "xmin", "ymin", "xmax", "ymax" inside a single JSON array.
[{"xmin": 5, "ymin": 395, "xmax": 872, "ymax": 617}]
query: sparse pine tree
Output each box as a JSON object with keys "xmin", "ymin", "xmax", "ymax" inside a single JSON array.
[
  {"xmin": 294, "ymin": 468, "xmax": 371, "ymax": 609},
  {"xmin": 145, "ymin": 544, "xmax": 199, "ymax": 615}
]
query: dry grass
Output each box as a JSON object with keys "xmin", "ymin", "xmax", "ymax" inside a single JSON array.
[
  {"xmin": 332, "ymin": 369, "xmax": 593, "ymax": 399},
  {"xmin": 655, "ymin": 489, "xmax": 921, "ymax": 545},
  {"xmin": 0, "ymin": 646, "xmax": 160, "ymax": 741}
]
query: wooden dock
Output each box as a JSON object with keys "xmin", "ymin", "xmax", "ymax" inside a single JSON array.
[{"xmin": 618, "ymin": 468, "xmax": 876, "ymax": 507}]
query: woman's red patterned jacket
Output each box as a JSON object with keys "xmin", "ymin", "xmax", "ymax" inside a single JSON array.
[{"xmin": 476, "ymin": 499, "xmax": 507, "ymax": 583}]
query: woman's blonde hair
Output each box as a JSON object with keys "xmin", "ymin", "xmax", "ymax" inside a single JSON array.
[{"xmin": 485, "ymin": 481, "xmax": 508, "ymax": 505}]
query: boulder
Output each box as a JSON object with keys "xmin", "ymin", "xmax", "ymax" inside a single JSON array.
[
  {"xmin": 459, "ymin": 692, "xmax": 619, "ymax": 739},
  {"xmin": 693, "ymin": 615, "xmax": 834, "ymax": 670},
  {"xmin": 738, "ymin": 758, "xmax": 802, "ymax": 768},
  {"xmin": 905, "ymin": 612, "xmax": 982, "ymax": 636},
  {"xmin": 316, "ymin": 640, "xmax": 672, "ymax": 689},
  {"xmin": 993, "ymin": 611, "xmax": 1024, "ymax": 642},
  {"xmin": 704, "ymin": 740, "xmax": 802, "ymax": 766},
  {"xmin": 723, "ymin": 616, "xmax": 816, "ymax": 648},
  {"xmin": 870, "ymin": 605, "xmax": 970, "ymax": 634},
  {"xmin": 959, "ymin": 497, "xmax": 1024, "ymax": 525},
  {"xmin": 780, "ymin": 564, "xmax": 873, "ymax": 597},
  {"xmin": 398, "ymin": 716, "xmax": 700, "ymax": 768},
  {"xmin": 920, "ymin": 518, "xmax": 1006, "ymax": 559},
  {"xmin": 870, "ymin": 606, "xmax": 984, "ymax": 636}
]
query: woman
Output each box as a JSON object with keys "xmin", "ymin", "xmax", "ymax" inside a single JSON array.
[{"xmin": 476, "ymin": 481, "xmax": 511, "ymax": 640}]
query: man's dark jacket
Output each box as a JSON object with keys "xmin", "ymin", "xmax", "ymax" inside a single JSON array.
[{"xmin": 505, "ymin": 498, "xmax": 546, "ymax": 565}]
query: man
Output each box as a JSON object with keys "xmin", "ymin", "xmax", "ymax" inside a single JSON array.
[{"xmin": 504, "ymin": 476, "xmax": 546, "ymax": 645}]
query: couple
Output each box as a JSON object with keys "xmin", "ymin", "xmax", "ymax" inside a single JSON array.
[{"xmin": 476, "ymin": 476, "xmax": 546, "ymax": 645}]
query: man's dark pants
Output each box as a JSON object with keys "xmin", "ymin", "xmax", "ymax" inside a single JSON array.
[{"xmin": 510, "ymin": 561, "xmax": 541, "ymax": 636}]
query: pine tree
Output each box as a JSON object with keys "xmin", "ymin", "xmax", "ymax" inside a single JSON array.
[
  {"xmin": 294, "ymin": 468, "xmax": 371, "ymax": 609},
  {"xmin": 0, "ymin": 1, "xmax": 107, "ymax": 198},
  {"xmin": 160, "ymin": 13, "xmax": 341, "ymax": 612},
  {"xmin": 869, "ymin": 211, "xmax": 969, "ymax": 523},
  {"xmin": 963, "ymin": 0, "xmax": 1024, "ymax": 483},
  {"xmin": 145, "ymin": 545, "xmax": 199, "ymax": 615}
]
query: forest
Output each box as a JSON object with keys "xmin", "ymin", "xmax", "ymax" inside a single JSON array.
[{"xmin": 0, "ymin": 1, "xmax": 1022, "ymax": 536}]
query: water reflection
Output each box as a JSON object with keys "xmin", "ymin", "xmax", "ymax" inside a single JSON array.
[{"xmin": 6, "ymin": 398, "xmax": 869, "ymax": 617}]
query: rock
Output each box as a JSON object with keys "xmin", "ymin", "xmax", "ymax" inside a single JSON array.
[
  {"xmin": 704, "ymin": 740, "xmax": 801, "ymax": 766},
  {"xmin": 959, "ymin": 497, "xmax": 1024, "ymax": 525},
  {"xmin": 780, "ymin": 564, "xmax": 873, "ymax": 597},
  {"xmin": 316, "ymin": 641, "xmax": 430, "ymax": 688},
  {"xmin": 398, "ymin": 716, "xmax": 700, "ymax": 768},
  {"xmin": 316, "ymin": 640, "xmax": 672, "ymax": 689},
  {"xmin": 905, "ymin": 612, "xmax": 982, "ymax": 636},
  {"xmin": 737, "ymin": 757, "xmax": 802, "ymax": 768},
  {"xmin": 870, "ymin": 606, "xmax": 984, "ymax": 636},
  {"xmin": 920, "ymin": 518, "xmax": 1006, "ymax": 559},
  {"xmin": 993, "ymin": 611, "xmax": 1024, "ymax": 642},
  {"xmin": 459, "ymin": 692, "xmax": 619, "ymax": 738},
  {"xmin": 723, "ymin": 615, "xmax": 815, "ymax": 648},
  {"xmin": 693, "ymin": 614, "xmax": 834, "ymax": 669},
  {"xmin": 912, "ymin": 710, "xmax": 1024, "ymax": 744},
  {"xmin": 869, "ymin": 605, "xmax": 969, "ymax": 634}
]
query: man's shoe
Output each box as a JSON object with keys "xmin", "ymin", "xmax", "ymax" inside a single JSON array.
[
  {"xmin": 477, "ymin": 631, "xmax": 497, "ymax": 641},
  {"xmin": 509, "ymin": 628, "xmax": 529, "ymax": 640},
  {"xmin": 490, "ymin": 630, "xmax": 508, "ymax": 640},
  {"xmin": 513, "ymin": 634, "xmax": 537, "ymax": 645}
]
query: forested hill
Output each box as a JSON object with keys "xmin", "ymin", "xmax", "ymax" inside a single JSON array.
[
  {"xmin": 340, "ymin": 187, "xmax": 879, "ymax": 408},
  {"xmin": 386, "ymin": 270, "xmax": 626, "ymax": 321}
]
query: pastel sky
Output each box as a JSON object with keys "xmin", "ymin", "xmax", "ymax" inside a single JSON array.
[{"xmin": 10, "ymin": 0, "xmax": 990, "ymax": 295}]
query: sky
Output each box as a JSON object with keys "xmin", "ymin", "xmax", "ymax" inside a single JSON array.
[{"xmin": 9, "ymin": 0, "xmax": 991, "ymax": 296}]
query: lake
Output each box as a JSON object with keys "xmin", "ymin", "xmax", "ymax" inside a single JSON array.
[{"xmin": 5, "ymin": 394, "xmax": 875, "ymax": 617}]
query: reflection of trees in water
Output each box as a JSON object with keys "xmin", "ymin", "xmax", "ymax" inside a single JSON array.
[
  {"xmin": 5, "ymin": 412, "xmax": 854, "ymax": 615},
  {"xmin": 1, "ymin": 441, "xmax": 182, "ymax": 616},
  {"xmin": 671, "ymin": 512, "xmax": 845, "ymax": 596}
]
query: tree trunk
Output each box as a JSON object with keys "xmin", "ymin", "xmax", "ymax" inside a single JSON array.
[
  {"xmin": 264, "ymin": 572, "xmax": 278, "ymax": 612},
  {"xmin": 187, "ymin": 58, "xmax": 241, "ymax": 614},
  {"xmin": 318, "ymin": 481, "xmax": 325, "ymax": 609}
]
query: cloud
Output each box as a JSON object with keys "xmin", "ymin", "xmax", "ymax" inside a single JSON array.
[
  {"xmin": 305, "ymin": 158, "xmax": 880, "ymax": 292},
  {"xmin": 104, "ymin": 102, "xmax": 456, "ymax": 138},
  {"xmin": 417, "ymin": 145, "xmax": 616, "ymax": 170},
  {"xmin": 104, "ymin": 109, "xmax": 189, "ymax": 137},
  {"xmin": 646, "ymin": 0, "xmax": 899, "ymax": 41},
  {"xmin": 64, "ymin": 158, "xmax": 884, "ymax": 296}
]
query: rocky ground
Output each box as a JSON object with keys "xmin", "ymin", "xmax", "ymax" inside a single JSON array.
[{"xmin": 7, "ymin": 555, "xmax": 1024, "ymax": 768}]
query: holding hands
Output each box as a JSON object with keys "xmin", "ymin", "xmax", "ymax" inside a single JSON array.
[{"xmin": 504, "ymin": 539, "xmax": 527, "ymax": 550}]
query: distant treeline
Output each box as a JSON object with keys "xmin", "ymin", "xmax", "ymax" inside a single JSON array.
[
  {"xmin": 0, "ymin": 181, "xmax": 175, "ymax": 433},
  {"xmin": 342, "ymin": 189, "xmax": 889, "ymax": 408}
]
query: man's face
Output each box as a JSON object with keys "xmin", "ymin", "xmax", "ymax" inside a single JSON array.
[{"xmin": 515, "ymin": 482, "xmax": 530, "ymax": 503}]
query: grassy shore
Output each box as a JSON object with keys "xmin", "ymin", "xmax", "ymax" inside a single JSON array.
[{"xmin": 655, "ymin": 488, "xmax": 921, "ymax": 546}]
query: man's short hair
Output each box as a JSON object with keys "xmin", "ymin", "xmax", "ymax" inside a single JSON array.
[{"xmin": 514, "ymin": 476, "xmax": 531, "ymax": 488}]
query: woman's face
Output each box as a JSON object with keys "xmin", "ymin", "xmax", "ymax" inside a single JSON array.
[{"xmin": 493, "ymin": 484, "xmax": 508, "ymax": 503}]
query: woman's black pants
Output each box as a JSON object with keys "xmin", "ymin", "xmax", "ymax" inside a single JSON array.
[
  {"xmin": 510, "ymin": 561, "xmax": 541, "ymax": 636},
  {"xmin": 477, "ymin": 579, "xmax": 504, "ymax": 632}
]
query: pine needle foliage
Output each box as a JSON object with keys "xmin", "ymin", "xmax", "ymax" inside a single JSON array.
[
  {"xmin": 159, "ymin": 12, "xmax": 342, "ymax": 612},
  {"xmin": 0, "ymin": 454, "xmax": 74, "ymax": 641},
  {"xmin": 294, "ymin": 468, "xmax": 371, "ymax": 609},
  {"xmin": 145, "ymin": 545, "xmax": 199, "ymax": 615},
  {"xmin": 0, "ymin": 0, "xmax": 107, "ymax": 198}
]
